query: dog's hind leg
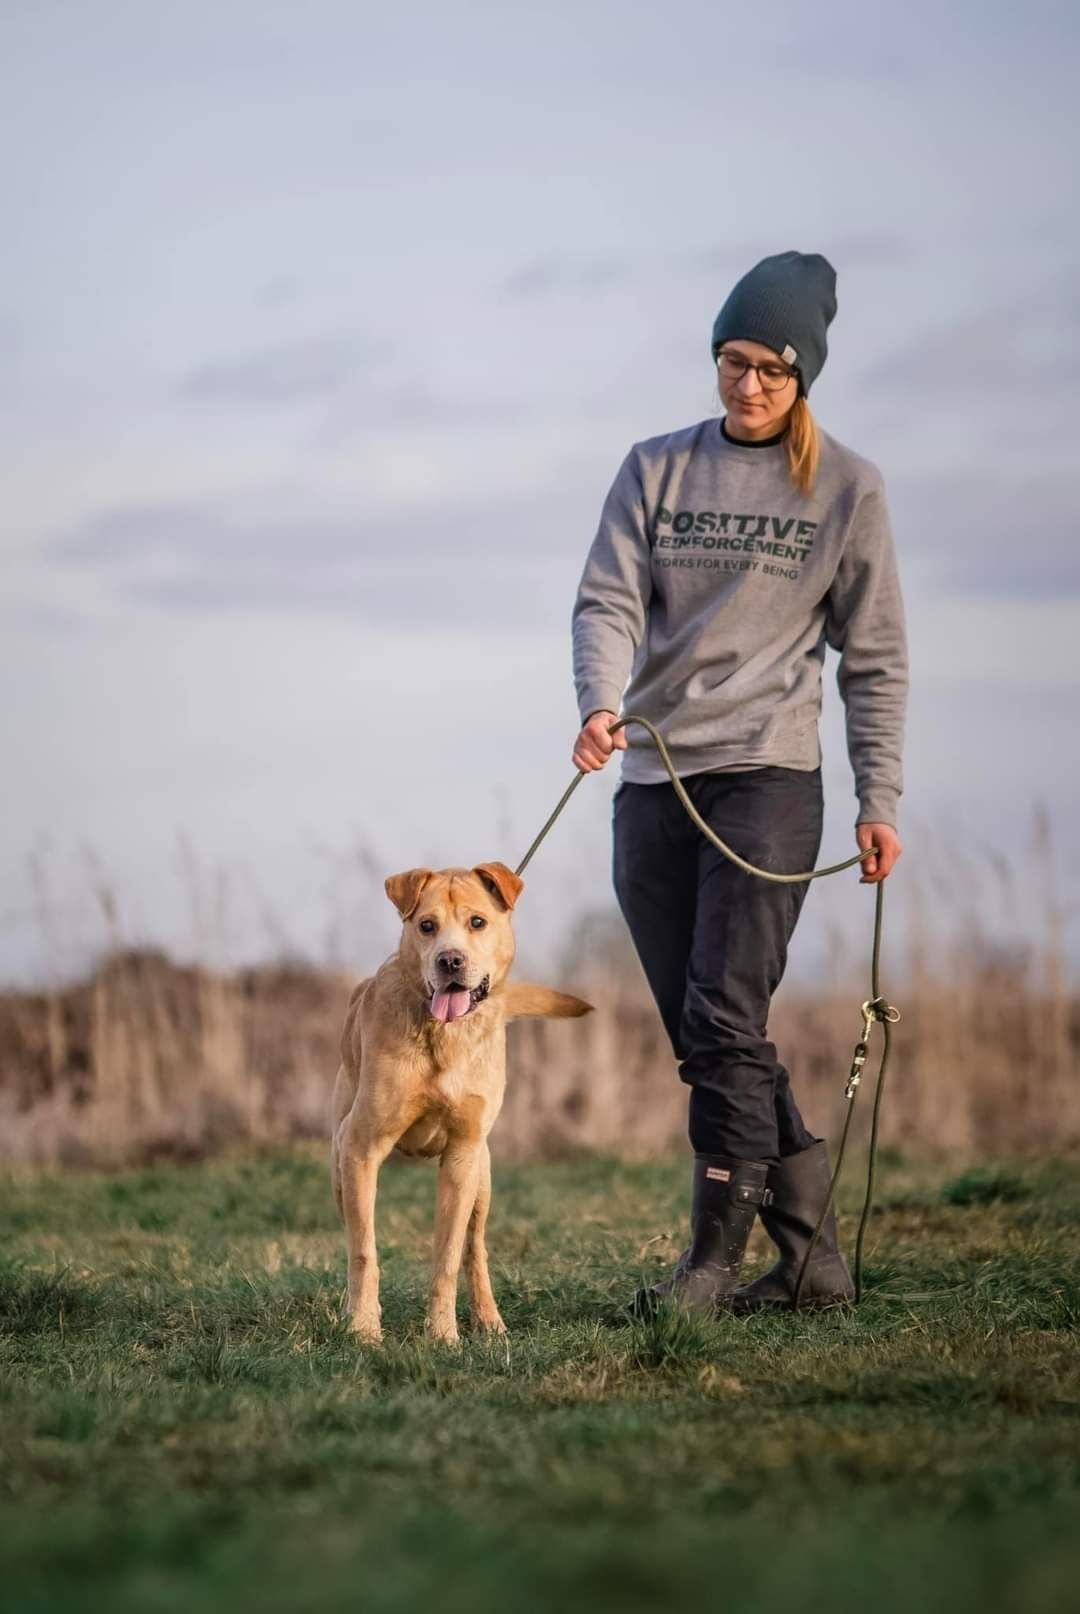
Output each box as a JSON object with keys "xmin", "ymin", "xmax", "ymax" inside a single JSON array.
[
  {"xmin": 330, "ymin": 1058, "xmax": 361, "ymax": 1219},
  {"xmin": 464, "ymin": 1141, "xmax": 505, "ymax": 1335},
  {"xmin": 428, "ymin": 1139, "xmax": 484, "ymax": 1344}
]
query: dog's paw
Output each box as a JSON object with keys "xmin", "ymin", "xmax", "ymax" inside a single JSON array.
[
  {"xmin": 425, "ymin": 1314, "xmax": 461, "ymax": 1346},
  {"xmin": 473, "ymin": 1310, "xmax": 507, "ymax": 1336},
  {"xmin": 346, "ymin": 1311, "xmax": 383, "ymax": 1343}
]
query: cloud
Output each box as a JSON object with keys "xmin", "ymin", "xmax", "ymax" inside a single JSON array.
[
  {"xmin": 50, "ymin": 451, "xmax": 1079, "ymax": 641},
  {"xmin": 47, "ymin": 497, "xmax": 225, "ymax": 565},
  {"xmin": 690, "ymin": 233, "xmax": 911, "ymax": 277},
  {"xmin": 177, "ymin": 331, "xmax": 393, "ymax": 407},
  {"xmin": 501, "ymin": 234, "xmax": 911, "ymax": 302},
  {"xmin": 0, "ymin": 599, "xmax": 91, "ymax": 635},
  {"xmin": 862, "ymin": 277, "xmax": 1080, "ymax": 395},
  {"xmin": 771, "ymin": 28, "xmax": 916, "ymax": 82},
  {"xmin": 501, "ymin": 255, "xmax": 633, "ymax": 301},
  {"xmin": 117, "ymin": 562, "xmax": 572, "ymax": 627},
  {"xmin": 891, "ymin": 469, "xmax": 1080, "ymax": 597},
  {"xmin": 0, "ymin": 318, "xmax": 26, "ymax": 364},
  {"xmin": 43, "ymin": 485, "xmax": 597, "ymax": 625},
  {"xmin": 306, "ymin": 381, "xmax": 530, "ymax": 450},
  {"xmin": 252, "ymin": 275, "xmax": 305, "ymax": 309}
]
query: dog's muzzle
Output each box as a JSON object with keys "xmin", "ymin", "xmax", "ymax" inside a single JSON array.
[{"xmin": 427, "ymin": 974, "xmax": 490, "ymax": 1024}]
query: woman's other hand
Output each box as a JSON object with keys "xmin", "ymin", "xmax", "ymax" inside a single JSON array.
[
  {"xmin": 856, "ymin": 822, "xmax": 902, "ymax": 883},
  {"xmin": 572, "ymin": 710, "xmax": 628, "ymax": 772}
]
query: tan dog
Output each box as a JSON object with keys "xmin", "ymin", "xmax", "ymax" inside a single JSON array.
[{"xmin": 330, "ymin": 861, "xmax": 591, "ymax": 1343}]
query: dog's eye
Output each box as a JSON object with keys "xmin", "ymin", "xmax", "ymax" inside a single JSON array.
[
  {"xmin": 418, "ymin": 919, "xmax": 437, "ymax": 935},
  {"xmin": 469, "ymin": 915, "xmax": 487, "ymax": 930}
]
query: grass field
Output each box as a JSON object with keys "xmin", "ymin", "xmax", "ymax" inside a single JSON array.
[{"xmin": 1, "ymin": 1147, "xmax": 1078, "ymax": 1613}]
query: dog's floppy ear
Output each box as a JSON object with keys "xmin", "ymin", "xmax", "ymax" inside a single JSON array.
[
  {"xmin": 385, "ymin": 868, "xmax": 433, "ymax": 920},
  {"xmin": 473, "ymin": 861, "xmax": 524, "ymax": 912}
]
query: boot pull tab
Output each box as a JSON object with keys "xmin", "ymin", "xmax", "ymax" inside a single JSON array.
[{"xmin": 735, "ymin": 1180, "xmax": 773, "ymax": 1207}]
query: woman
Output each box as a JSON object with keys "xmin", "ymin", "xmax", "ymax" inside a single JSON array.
[{"xmin": 570, "ymin": 251, "xmax": 908, "ymax": 1314}]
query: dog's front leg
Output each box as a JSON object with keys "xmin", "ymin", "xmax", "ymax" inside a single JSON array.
[
  {"xmin": 465, "ymin": 1140, "xmax": 505, "ymax": 1335},
  {"xmin": 428, "ymin": 1140, "xmax": 483, "ymax": 1344},
  {"xmin": 340, "ymin": 1131, "xmax": 397, "ymax": 1341}
]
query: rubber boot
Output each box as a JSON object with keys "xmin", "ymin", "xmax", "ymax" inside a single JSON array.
[
  {"xmin": 627, "ymin": 1155, "xmax": 772, "ymax": 1318},
  {"xmin": 730, "ymin": 1140, "xmax": 855, "ymax": 1313}
]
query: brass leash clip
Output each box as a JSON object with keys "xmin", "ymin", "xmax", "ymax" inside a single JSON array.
[
  {"xmin": 845, "ymin": 998, "xmax": 901, "ymax": 1099},
  {"xmin": 845, "ymin": 1001, "xmax": 875, "ymax": 1098}
]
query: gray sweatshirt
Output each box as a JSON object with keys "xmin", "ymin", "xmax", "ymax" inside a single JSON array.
[{"xmin": 571, "ymin": 418, "xmax": 908, "ymax": 826}]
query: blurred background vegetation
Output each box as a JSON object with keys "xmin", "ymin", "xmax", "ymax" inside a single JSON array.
[{"xmin": 2, "ymin": 808, "xmax": 1074, "ymax": 1167}]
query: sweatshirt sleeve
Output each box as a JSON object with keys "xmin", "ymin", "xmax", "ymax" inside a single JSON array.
[
  {"xmin": 824, "ymin": 478, "xmax": 909, "ymax": 828},
  {"xmin": 571, "ymin": 448, "xmax": 653, "ymax": 723}
]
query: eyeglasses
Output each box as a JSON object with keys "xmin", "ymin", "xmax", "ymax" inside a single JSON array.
[{"xmin": 714, "ymin": 349, "xmax": 797, "ymax": 392}]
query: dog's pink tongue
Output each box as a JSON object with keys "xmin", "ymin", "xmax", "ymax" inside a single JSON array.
[{"xmin": 431, "ymin": 987, "xmax": 471, "ymax": 1023}]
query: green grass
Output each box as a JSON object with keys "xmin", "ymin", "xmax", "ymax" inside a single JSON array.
[{"xmin": 1, "ymin": 1148, "xmax": 1078, "ymax": 1613}]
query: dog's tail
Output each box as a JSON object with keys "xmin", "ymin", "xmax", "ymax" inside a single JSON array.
[{"xmin": 502, "ymin": 982, "xmax": 593, "ymax": 1020}]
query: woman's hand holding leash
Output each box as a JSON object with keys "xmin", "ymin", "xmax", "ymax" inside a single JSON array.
[
  {"xmin": 856, "ymin": 822, "xmax": 902, "ymax": 883},
  {"xmin": 572, "ymin": 710, "xmax": 628, "ymax": 773}
]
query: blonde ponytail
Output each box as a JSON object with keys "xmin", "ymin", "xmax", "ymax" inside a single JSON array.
[{"xmin": 785, "ymin": 395, "xmax": 819, "ymax": 496}]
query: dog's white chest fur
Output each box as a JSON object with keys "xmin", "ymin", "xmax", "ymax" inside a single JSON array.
[{"xmin": 432, "ymin": 1050, "xmax": 505, "ymax": 1106}]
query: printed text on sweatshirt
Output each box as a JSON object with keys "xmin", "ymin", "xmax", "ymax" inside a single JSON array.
[{"xmin": 571, "ymin": 418, "xmax": 908, "ymax": 826}]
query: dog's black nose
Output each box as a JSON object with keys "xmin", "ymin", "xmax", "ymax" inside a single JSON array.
[{"xmin": 436, "ymin": 950, "xmax": 466, "ymax": 976}]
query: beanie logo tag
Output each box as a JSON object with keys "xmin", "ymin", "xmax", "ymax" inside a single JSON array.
[{"xmin": 781, "ymin": 344, "xmax": 797, "ymax": 365}]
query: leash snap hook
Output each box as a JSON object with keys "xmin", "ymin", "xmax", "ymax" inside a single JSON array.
[
  {"xmin": 845, "ymin": 999, "xmax": 899, "ymax": 1099},
  {"xmin": 844, "ymin": 1000, "xmax": 878, "ymax": 1099}
]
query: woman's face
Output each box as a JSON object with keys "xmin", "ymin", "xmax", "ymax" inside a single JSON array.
[{"xmin": 715, "ymin": 338, "xmax": 799, "ymax": 440}]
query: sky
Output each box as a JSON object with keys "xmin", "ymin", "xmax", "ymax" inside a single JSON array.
[{"xmin": 3, "ymin": 0, "xmax": 1079, "ymax": 988}]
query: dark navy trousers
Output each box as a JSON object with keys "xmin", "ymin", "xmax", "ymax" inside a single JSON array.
[{"xmin": 612, "ymin": 766, "xmax": 824, "ymax": 1164}]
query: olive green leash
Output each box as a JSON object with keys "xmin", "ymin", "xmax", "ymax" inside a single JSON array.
[{"xmin": 514, "ymin": 712, "xmax": 901, "ymax": 1313}]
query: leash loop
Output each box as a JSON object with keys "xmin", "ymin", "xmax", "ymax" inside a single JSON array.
[{"xmin": 870, "ymin": 999, "xmax": 902, "ymax": 1025}]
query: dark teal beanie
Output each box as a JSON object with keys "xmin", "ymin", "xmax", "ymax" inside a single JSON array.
[{"xmin": 710, "ymin": 251, "xmax": 838, "ymax": 394}]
